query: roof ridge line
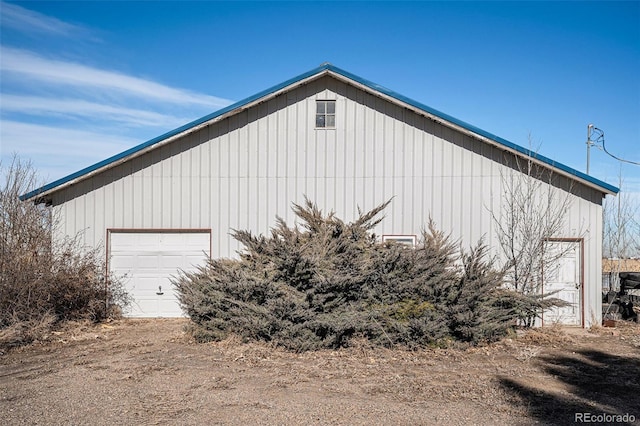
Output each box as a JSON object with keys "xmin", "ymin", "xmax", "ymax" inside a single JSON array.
[{"xmin": 21, "ymin": 64, "xmax": 618, "ymax": 201}]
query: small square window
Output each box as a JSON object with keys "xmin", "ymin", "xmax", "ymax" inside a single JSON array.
[
  {"xmin": 382, "ymin": 235, "xmax": 417, "ymax": 247},
  {"xmin": 316, "ymin": 100, "xmax": 335, "ymax": 128}
]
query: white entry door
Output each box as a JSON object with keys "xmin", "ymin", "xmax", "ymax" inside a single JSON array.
[
  {"xmin": 109, "ymin": 231, "xmax": 210, "ymax": 318},
  {"xmin": 543, "ymin": 241, "xmax": 582, "ymax": 326}
]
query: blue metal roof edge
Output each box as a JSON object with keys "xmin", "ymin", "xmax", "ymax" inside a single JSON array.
[
  {"xmin": 21, "ymin": 63, "xmax": 618, "ymax": 200},
  {"xmin": 324, "ymin": 64, "xmax": 619, "ymax": 195},
  {"xmin": 20, "ymin": 64, "xmax": 331, "ymax": 201}
]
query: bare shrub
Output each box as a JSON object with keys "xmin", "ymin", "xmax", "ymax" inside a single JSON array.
[
  {"xmin": 495, "ymin": 155, "xmax": 574, "ymax": 293},
  {"xmin": 491, "ymin": 144, "xmax": 577, "ymax": 326},
  {"xmin": 0, "ymin": 155, "xmax": 129, "ymax": 348},
  {"xmin": 175, "ymin": 197, "xmax": 545, "ymax": 351}
]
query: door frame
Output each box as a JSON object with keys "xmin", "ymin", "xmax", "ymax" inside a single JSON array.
[
  {"xmin": 106, "ymin": 228, "xmax": 212, "ymax": 317},
  {"xmin": 541, "ymin": 237, "xmax": 584, "ymax": 327}
]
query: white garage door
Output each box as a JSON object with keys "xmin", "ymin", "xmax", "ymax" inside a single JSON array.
[{"xmin": 109, "ymin": 231, "xmax": 210, "ymax": 318}]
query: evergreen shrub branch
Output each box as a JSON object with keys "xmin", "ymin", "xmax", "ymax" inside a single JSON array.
[{"xmin": 174, "ymin": 198, "xmax": 545, "ymax": 351}]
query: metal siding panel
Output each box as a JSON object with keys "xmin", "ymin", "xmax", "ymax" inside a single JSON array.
[
  {"xmin": 218, "ymin": 177, "xmax": 229, "ymax": 255},
  {"xmin": 142, "ymin": 165, "xmax": 153, "ymax": 227},
  {"xmin": 277, "ymin": 96, "xmax": 288, "ymax": 178},
  {"xmin": 198, "ymin": 128, "xmax": 211, "ymax": 179},
  {"xmin": 170, "ymin": 156, "xmax": 181, "ymax": 226},
  {"xmin": 228, "ymin": 117, "xmax": 239, "ymax": 178},
  {"xmin": 248, "ymin": 107, "xmax": 259, "ymax": 179},
  {"xmin": 345, "ymin": 177, "xmax": 355, "ymax": 217},
  {"xmin": 83, "ymin": 189, "xmax": 95, "ymax": 245},
  {"xmin": 460, "ymin": 135, "xmax": 472, "ymax": 242},
  {"xmin": 179, "ymin": 151, "xmax": 191, "ymax": 228},
  {"xmin": 73, "ymin": 187, "xmax": 85, "ymax": 235},
  {"xmin": 429, "ymin": 126, "xmax": 442, "ymax": 230},
  {"xmin": 220, "ymin": 121, "xmax": 230, "ymax": 178},
  {"xmin": 286, "ymin": 94, "xmax": 297, "ymax": 179},
  {"xmin": 254, "ymin": 177, "xmax": 265, "ymax": 233},
  {"xmin": 46, "ymin": 75, "xmax": 607, "ymax": 324},
  {"xmin": 363, "ymin": 96, "xmax": 375, "ymax": 178},
  {"xmin": 383, "ymin": 112, "xmax": 394, "ymax": 178},
  {"xmin": 456, "ymin": 136, "xmax": 467, "ymax": 242},
  {"xmin": 92, "ymin": 186, "xmax": 105, "ymax": 247},
  {"xmin": 210, "ymin": 126, "xmax": 220, "ymax": 179},
  {"xmin": 591, "ymin": 203, "xmax": 603, "ymax": 326},
  {"xmin": 431, "ymin": 125, "xmax": 442, "ymax": 224},
  {"xmin": 211, "ymin": 177, "xmax": 221, "ymax": 257},
  {"xmin": 416, "ymin": 127, "xmax": 427, "ymax": 225},
  {"xmin": 295, "ymin": 89, "xmax": 307, "ymax": 183},
  {"xmin": 266, "ymin": 99, "xmax": 277, "ymax": 178},
  {"xmin": 112, "ymin": 179, "xmax": 124, "ymax": 228},
  {"xmin": 271, "ymin": 176, "xmax": 283, "ymax": 228},
  {"xmin": 131, "ymin": 173, "xmax": 141, "ymax": 228},
  {"xmin": 344, "ymin": 113, "xmax": 355, "ymax": 181},
  {"xmin": 200, "ymin": 174, "xmax": 210, "ymax": 230},
  {"xmin": 394, "ymin": 112, "xmax": 405, "ymax": 178},
  {"xmin": 403, "ymin": 174, "xmax": 414, "ymax": 231},
  {"xmin": 231, "ymin": 171, "xmax": 242, "ymax": 239},
  {"xmin": 257, "ymin": 103, "xmax": 268, "ymax": 178},
  {"xmin": 287, "ymin": 178, "xmax": 298, "ymax": 221},
  {"xmin": 189, "ymin": 146, "xmax": 200, "ymax": 227},
  {"xmin": 160, "ymin": 150, "xmax": 172, "ymax": 227},
  {"xmin": 355, "ymin": 177, "xmax": 367, "ymax": 219},
  {"xmin": 477, "ymin": 149, "xmax": 490, "ymax": 248},
  {"xmin": 118, "ymin": 175, "xmax": 129, "ymax": 229},
  {"xmin": 151, "ymin": 157, "xmax": 163, "ymax": 229}
]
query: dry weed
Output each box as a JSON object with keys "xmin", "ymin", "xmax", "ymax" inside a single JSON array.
[{"xmin": 516, "ymin": 326, "xmax": 577, "ymax": 346}]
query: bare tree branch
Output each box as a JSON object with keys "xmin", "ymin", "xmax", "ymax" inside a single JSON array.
[{"xmin": 489, "ymin": 138, "xmax": 579, "ymax": 325}]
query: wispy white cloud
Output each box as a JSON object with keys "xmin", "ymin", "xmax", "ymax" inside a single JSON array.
[
  {"xmin": 0, "ymin": 4, "xmax": 235, "ymax": 183},
  {"xmin": 1, "ymin": 94, "xmax": 193, "ymax": 128},
  {"xmin": 0, "ymin": 1, "xmax": 87, "ymax": 37},
  {"xmin": 0, "ymin": 120, "xmax": 139, "ymax": 180},
  {"xmin": 0, "ymin": 47, "xmax": 232, "ymax": 108},
  {"xmin": 1, "ymin": 120, "xmax": 137, "ymax": 157}
]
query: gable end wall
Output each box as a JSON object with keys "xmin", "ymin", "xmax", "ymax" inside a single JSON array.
[{"xmin": 50, "ymin": 75, "xmax": 605, "ymax": 325}]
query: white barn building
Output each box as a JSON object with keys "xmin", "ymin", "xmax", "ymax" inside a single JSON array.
[{"xmin": 22, "ymin": 64, "xmax": 618, "ymax": 325}]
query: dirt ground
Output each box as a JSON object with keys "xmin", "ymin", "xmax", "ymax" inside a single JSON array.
[{"xmin": 1, "ymin": 319, "xmax": 639, "ymax": 426}]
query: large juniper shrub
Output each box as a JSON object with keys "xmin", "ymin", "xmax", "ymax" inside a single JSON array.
[{"xmin": 174, "ymin": 198, "xmax": 543, "ymax": 350}]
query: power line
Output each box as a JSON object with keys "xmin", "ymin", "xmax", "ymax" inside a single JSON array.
[
  {"xmin": 587, "ymin": 125, "xmax": 640, "ymax": 171},
  {"xmin": 601, "ymin": 136, "xmax": 640, "ymax": 166}
]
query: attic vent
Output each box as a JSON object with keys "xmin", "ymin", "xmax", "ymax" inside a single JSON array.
[
  {"xmin": 316, "ymin": 100, "xmax": 335, "ymax": 128},
  {"xmin": 382, "ymin": 235, "xmax": 417, "ymax": 247}
]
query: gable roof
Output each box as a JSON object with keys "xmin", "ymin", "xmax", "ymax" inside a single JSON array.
[{"xmin": 21, "ymin": 63, "xmax": 619, "ymax": 202}]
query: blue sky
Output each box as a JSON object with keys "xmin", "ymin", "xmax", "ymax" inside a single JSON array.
[{"xmin": 1, "ymin": 1, "xmax": 638, "ymax": 197}]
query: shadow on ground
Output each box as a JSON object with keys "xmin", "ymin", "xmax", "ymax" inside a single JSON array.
[{"xmin": 500, "ymin": 349, "xmax": 640, "ymax": 425}]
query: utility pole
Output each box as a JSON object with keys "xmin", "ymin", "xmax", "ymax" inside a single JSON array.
[
  {"xmin": 586, "ymin": 124, "xmax": 604, "ymax": 175},
  {"xmin": 586, "ymin": 124, "xmax": 593, "ymax": 175}
]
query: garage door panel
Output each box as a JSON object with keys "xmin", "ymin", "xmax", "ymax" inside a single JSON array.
[
  {"xmin": 158, "ymin": 296, "xmax": 182, "ymax": 316},
  {"xmin": 133, "ymin": 299, "xmax": 159, "ymax": 317},
  {"xmin": 137, "ymin": 254, "xmax": 161, "ymax": 269},
  {"xmin": 134, "ymin": 275, "xmax": 161, "ymax": 289},
  {"xmin": 110, "ymin": 254, "xmax": 136, "ymax": 270},
  {"xmin": 160, "ymin": 254, "xmax": 188, "ymax": 269},
  {"xmin": 110, "ymin": 231, "xmax": 210, "ymax": 318},
  {"xmin": 138, "ymin": 233, "xmax": 162, "ymax": 247},
  {"xmin": 161, "ymin": 233, "xmax": 188, "ymax": 246},
  {"xmin": 186, "ymin": 233, "xmax": 211, "ymax": 247}
]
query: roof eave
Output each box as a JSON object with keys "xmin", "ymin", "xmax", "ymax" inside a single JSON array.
[
  {"xmin": 21, "ymin": 66, "xmax": 333, "ymax": 202},
  {"xmin": 325, "ymin": 66, "xmax": 619, "ymax": 196},
  {"xmin": 21, "ymin": 63, "xmax": 619, "ymax": 201}
]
